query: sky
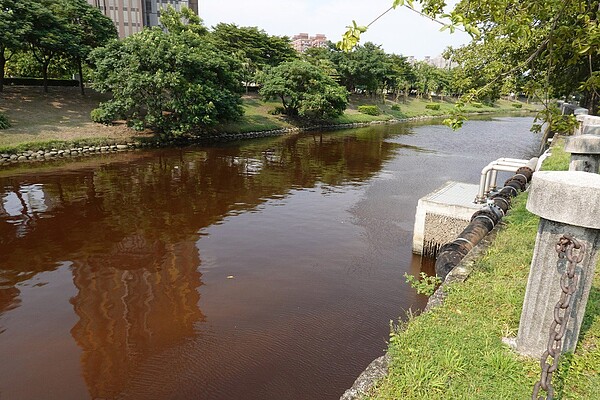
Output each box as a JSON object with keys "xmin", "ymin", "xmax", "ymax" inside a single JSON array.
[{"xmin": 198, "ymin": 0, "xmax": 471, "ymax": 59}]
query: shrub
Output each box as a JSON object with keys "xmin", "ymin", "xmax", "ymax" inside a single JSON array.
[
  {"xmin": 0, "ymin": 112, "xmax": 10, "ymax": 129},
  {"xmin": 268, "ymin": 106, "xmax": 286, "ymax": 115},
  {"xmin": 471, "ymin": 102, "xmax": 484, "ymax": 108},
  {"xmin": 425, "ymin": 103, "xmax": 441, "ymax": 110},
  {"xmin": 358, "ymin": 105, "xmax": 381, "ymax": 115},
  {"xmin": 90, "ymin": 107, "xmax": 113, "ymax": 125},
  {"xmin": 512, "ymin": 103, "xmax": 523, "ymax": 108},
  {"xmin": 391, "ymin": 104, "xmax": 401, "ymax": 111}
]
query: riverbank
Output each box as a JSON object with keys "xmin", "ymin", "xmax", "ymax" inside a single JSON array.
[
  {"xmin": 361, "ymin": 139, "xmax": 600, "ymax": 399},
  {"xmin": 0, "ymin": 86, "xmax": 538, "ymax": 155}
]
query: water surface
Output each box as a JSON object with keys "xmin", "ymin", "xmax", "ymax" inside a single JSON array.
[{"xmin": 0, "ymin": 117, "xmax": 538, "ymax": 399}]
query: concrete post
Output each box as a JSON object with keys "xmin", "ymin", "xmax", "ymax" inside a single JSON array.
[
  {"xmin": 575, "ymin": 115, "xmax": 600, "ymax": 135},
  {"xmin": 560, "ymin": 103, "xmax": 587, "ymax": 116},
  {"xmin": 564, "ymin": 135, "xmax": 600, "ymax": 173},
  {"xmin": 515, "ymin": 171, "xmax": 600, "ymax": 358}
]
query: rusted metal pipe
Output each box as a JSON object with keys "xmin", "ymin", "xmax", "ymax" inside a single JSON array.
[{"xmin": 435, "ymin": 159, "xmax": 537, "ymax": 280}]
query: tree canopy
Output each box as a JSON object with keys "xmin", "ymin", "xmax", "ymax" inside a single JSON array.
[
  {"xmin": 211, "ymin": 23, "xmax": 297, "ymax": 68},
  {"xmin": 455, "ymin": 0, "xmax": 600, "ymax": 113},
  {"xmin": 0, "ymin": 0, "xmax": 115, "ymax": 92},
  {"xmin": 340, "ymin": 0, "xmax": 600, "ymax": 127},
  {"xmin": 259, "ymin": 60, "xmax": 349, "ymax": 120},
  {"xmin": 331, "ymin": 42, "xmax": 394, "ymax": 95},
  {"xmin": 0, "ymin": 0, "xmax": 36, "ymax": 91},
  {"xmin": 90, "ymin": 7, "xmax": 243, "ymax": 137},
  {"xmin": 210, "ymin": 23, "xmax": 297, "ymax": 93}
]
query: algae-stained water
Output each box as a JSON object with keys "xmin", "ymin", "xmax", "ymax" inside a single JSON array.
[{"xmin": 0, "ymin": 117, "xmax": 537, "ymax": 400}]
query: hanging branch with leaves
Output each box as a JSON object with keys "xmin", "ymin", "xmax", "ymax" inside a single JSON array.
[{"xmin": 340, "ymin": 0, "xmax": 600, "ymax": 130}]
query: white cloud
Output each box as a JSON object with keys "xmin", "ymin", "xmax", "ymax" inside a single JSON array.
[{"xmin": 199, "ymin": 0, "xmax": 471, "ymax": 58}]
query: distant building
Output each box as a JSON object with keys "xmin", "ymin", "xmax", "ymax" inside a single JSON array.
[
  {"xmin": 87, "ymin": 0, "xmax": 199, "ymax": 38},
  {"xmin": 406, "ymin": 54, "xmax": 455, "ymax": 69},
  {"xmin": 427, "ymin": 55, "xmax": 454, "ymax": 69},
  {"xmin": 292, "ymin": 33, "xmax": 328, "ymax": 53}
]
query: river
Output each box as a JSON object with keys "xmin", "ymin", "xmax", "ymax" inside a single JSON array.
[{"xmin": 0, "ymin": 116, "xmax": 538, "ymax": 400}]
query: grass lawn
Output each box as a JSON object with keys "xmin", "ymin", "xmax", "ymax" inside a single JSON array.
[
  {"xmin": 340, "ymin": 95, "xmax": 538, "ymax": 120},
  {"xmin": 216, "ymin": 95, "xmax": 294, "ymax": 133},
  {"xmin": 0, "ymin": 86, "xmax": 148, "ymax": 151},
  {"xmin": 366, "ymin": 139, "xmax": 599, "ymax": 399}
]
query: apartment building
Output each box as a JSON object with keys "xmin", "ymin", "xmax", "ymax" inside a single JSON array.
[
  {"xmin": 87, "ymin": 0, "xmax": 199, "ymax": 38},
  {"xmin": 406, "ymin": 55, "xmax": 455, "ymax": 69},
  {"xmin": 292, "ymin": 33, "xmax": 328, "ymax": 53}
]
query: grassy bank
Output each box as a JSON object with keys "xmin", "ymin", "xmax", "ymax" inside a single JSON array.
[
  {"xmin": 220, "ymin": 95, "xmax": 539, "ymax": 133},
  {"xmin": 0, "ymin": 86, "xmax": 538, "ymax": 152},
  {"xmin": 366, "ymin": 140, "xmax": 599, "ymax": 399}
]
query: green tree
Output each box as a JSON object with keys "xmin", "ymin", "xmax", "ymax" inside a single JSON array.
[
  {"xmin": 302, "ymin": 45, "xmax": 341, "ymax": 81},
  {"xmin": 158, "ymin": 4, "xmax": 207, "ymax": 36},
  {"xmin": 61, "ymin": 0, "xmax": 117, "ymax": 95},
  {"xmin": 259, "ymin": 60, "xmax": 349, "ymax": 120},
  {"xmin": 6, "ymin": 50, "xmax": 74, "ymax": 79},
  {"xmin": 211, "ymin": 23, "xmax": 297, "ymax": 68},
  {"xmin": 413, "ymin": 61, "xmax": 437, "ymax": 100},
  {"xmin": 210, "ymin": 24, "xmax": 297, "ymax": 93},
  {"xmin": 24, "ymin": 0, "xmax": 79, "ymax": 93},
  {"xmin": 90, "ymin": 7, "xmax": 243, "ymax": 137},
  {"xmin": 386, "ymin": 53, "xmax": 415, "ymax": 103},
  {"xmin": 0, "ymin": 0, "xmax": 36, "ymax": 92},
  {"xmin": 3, "ymin": 0, "xmax": 114, "ymax": 93},
  {"xmin": 331, "ymin": 42, "xmax": 393, "ymax": 97}
]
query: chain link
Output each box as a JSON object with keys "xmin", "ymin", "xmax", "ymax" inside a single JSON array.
[{"xmin": 532, "ymin": 234, "xmax": 585, "ymax": 400}]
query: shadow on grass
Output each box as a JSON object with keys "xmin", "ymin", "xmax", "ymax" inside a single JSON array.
[{"xmin": 242, "ymin": 98, "xmax": 262, "ymax": 108}]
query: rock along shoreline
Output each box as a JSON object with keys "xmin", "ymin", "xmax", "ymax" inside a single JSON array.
[{"xmin": 0, "ymin": 116, "xmax": 438, "ymax": 168}]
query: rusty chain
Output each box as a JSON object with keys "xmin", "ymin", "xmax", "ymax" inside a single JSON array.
[{"xmin": 532, "ymin": 234, "xmax": 585, "ymax": 400}]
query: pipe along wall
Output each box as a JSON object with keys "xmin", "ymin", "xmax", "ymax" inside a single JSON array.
[{"xmin": 435, "ymin": 159, "xmax": 537, "ymax": 280}]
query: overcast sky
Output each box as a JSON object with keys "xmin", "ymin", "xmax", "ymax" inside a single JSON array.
[{"xmin": 199, "ymin": 0, "xmax": 471, "ymax": 59}]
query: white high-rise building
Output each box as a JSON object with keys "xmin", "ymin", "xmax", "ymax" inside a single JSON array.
[{"xmin": 87, "ymin": 0, "xmax": 199, "ymax": 38}]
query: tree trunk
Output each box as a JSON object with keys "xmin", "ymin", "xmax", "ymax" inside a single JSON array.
[
  {"xmin": 0, "ymin": 49, "xmax": 5, "ymax": 93},
  {"xmin": 78, "ymin": 57, "xmax": 85, "ymax": 96},
  {"xmin": 584, "ymin": 90, "xmax": 598, "ymax": 115},
  {"xmin": 42, "ymin": 59, "xmax": 50, "ymax": 93}
]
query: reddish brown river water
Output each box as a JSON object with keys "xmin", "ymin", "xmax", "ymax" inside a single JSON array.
[{"xmin": 0, "ymin": 117, "xmax": 538, "ymax": 400}]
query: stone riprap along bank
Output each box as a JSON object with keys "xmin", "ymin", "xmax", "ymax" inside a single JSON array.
[{"xmin": 0, "ymin": 144, "xmax": 137, "ymax": 165}]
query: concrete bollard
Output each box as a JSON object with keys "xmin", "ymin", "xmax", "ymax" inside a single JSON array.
[
  {"xmin": 564, "ymin": 135, "xmax": 600, "ymax": 173},
  {"xmin": 575, "ymin": 114, "xmax": 600, "ymax": 135},
  {"xmin": 515, "ymin": 171, "xmax": 600, "ymax": 358}
]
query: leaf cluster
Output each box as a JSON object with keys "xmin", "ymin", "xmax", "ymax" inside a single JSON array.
[
  {"xmin": 0, "ymin": 111, "xmax": 10, "ymax": 129},
  {"xmin": 404, "ymin": 272, "xmax": 441, "ymax": 296},
  {"xmin": 450, "ymin": 0, "xmax": 600, "ymax": 112}
]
